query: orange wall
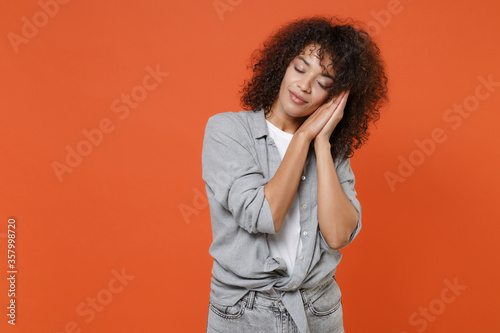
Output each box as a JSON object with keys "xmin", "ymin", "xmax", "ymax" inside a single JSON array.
[{"xmin": 1, "ymin": 0, "xmax": 499, "ymax": 332}]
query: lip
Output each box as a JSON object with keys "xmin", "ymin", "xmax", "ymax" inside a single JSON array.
[{"xmin": 289, "ymin": 90, "xmax": 307, "ymax": 104}]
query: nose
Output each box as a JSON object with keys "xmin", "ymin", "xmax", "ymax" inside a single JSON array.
[{"xmin": 298, "ymin": 75, "xmax": 313, "ymax": 93}]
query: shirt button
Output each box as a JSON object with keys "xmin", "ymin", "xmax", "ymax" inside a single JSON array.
[
  {"xmin": 301, "ymin": 175, "xmax": 306, "ymax": 180},
  {"xmin": 303, "ymin": 231, "xmax": 308, "ymax": 236},
  {"xmin": 302, "ymin": 204, "xmax": 307, "ymax": 209},
  {"xmin": 299, "ymin": 255, "xmax": 304, "ymax": 260}
]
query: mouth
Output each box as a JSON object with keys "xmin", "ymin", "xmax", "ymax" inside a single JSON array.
[{"xmin": 289, "ymin": 90, "xmax": 307, "ymax": 104}]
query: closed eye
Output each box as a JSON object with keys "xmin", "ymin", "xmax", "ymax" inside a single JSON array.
[
  {"xmin": 295, "ymin": 66, "xmax": 331, "ymax": 90},
  {"xmin": 318, "ymin": 82, "xmax": 329, "ymax": 89},
  {"xmin": 294, "ymin": 66, "xmax": 305, "ymax": 74}
]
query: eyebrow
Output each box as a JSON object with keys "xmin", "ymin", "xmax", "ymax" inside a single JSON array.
[{"xmin": 298, "ymin": 56, "xmax": 335, "ymax": 80}]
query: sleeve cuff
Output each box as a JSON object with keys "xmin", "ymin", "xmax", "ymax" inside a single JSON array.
[{"xmin": 257, "ymin": 185, "xmax": 277, "ymax": 234}]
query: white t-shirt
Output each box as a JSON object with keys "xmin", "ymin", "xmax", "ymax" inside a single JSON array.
[{"xmin": 265, "ymin": 119, "xmax": 303, "ymax": 277}]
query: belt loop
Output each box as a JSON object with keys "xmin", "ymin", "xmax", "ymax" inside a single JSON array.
[{"xmin": 246, "ymin": 290, "xmax": 256, "ymax": 309}]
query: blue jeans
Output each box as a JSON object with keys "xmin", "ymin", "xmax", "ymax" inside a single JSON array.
[{"xmin": 206, "ymin": 276, "xmax": 344, "ymax": 333}]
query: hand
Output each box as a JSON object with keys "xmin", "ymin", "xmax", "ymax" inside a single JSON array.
[
  {"xmin": 314, "ymin": 90, "xmax": 350, "ymax": 144},
  {"xmin": 295, "ymin": 90, "xmax": 350, "ymax": 143}
]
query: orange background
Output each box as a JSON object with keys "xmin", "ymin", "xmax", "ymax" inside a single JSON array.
[{"xmin": 1, "ymin": 0, "xmax": 499, "ymax": 332}]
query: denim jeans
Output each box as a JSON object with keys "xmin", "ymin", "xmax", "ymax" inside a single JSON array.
[{"xmin": 206, "ymin": 276, "xmax": 344, "ymax": 333}]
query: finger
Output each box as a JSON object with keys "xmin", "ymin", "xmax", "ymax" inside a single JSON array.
[
  {"xmin": 332, "ymin": 90, "xmax": 348, "ymax": 106},
  {"xmin": 341, "ymin": 90, "xmax": 350, "ymax": 105},
  {"xmin": 330, "ymin": 92, "xmax": 345, "ymax": 109},
  {"xmin": 318, "ymin": 91, "xmax": 347, "ymax": 118},
  {"xmin": 329, "ymin": 92, "xmax": 343, "ymax": 104},
  {"xmin": 326, "ymin": 91, "xmax": 348, "ymax": 117}
]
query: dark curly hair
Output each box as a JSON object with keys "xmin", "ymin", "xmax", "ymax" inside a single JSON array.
[{"xmin": 239, "ymin": 15, "xmax": 389, "ymax": 159}]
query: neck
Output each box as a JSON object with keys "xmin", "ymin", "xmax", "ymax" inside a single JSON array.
[{"xmin": 265, "ymin": 107, "xmax": 305, "ymax": 135}]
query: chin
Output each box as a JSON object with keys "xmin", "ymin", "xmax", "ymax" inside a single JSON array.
[
  {"xmin": 283, "ymin": 105, "xmax": 303, "ymax": 117},
  {"xmin": 283, "ymin": 99, "xmax": 305, "ymax": 113}
]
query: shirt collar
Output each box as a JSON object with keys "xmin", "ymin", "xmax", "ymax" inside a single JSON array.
[
  {"xmin": 250, "ymin": 108, "xmax": 315, "ymax": 153},
  {"xmin": 250, "ymin": 108, "xmax": 269, "ymax": 139}
]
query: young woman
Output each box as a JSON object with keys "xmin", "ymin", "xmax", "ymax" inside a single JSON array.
[{"xmin": 202, "ymin": 15, "xmax": 388, "ymax": 333}]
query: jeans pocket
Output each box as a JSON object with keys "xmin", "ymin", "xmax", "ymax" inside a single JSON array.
[
  {"xmin": 209, "ymin": 297, "xmax": 246, "ymax": 320},
  {"xmin": 307, "ymin": 278, "xmax": 342, "ymax": 316}
]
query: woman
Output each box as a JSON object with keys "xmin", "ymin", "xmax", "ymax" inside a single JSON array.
[{"xmin": 202, "ymin": 15, "xmax": 388, "ymax": 333}]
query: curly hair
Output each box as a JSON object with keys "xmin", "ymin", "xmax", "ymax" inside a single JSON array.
[{"xmin": 239, "ymin": 15, "xmax": 389, "ymax": 159}]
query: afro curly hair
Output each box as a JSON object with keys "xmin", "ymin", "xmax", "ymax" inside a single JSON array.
[{"xmin": 239, "ymin": 15, "xmax": 389, "ymax": 159}]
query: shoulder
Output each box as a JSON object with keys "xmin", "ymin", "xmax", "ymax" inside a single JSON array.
[
  {"xmin": 206, "ymin": 111, "xmax": 235, "ymax": 128},
  {"xmin": 204, "ymin": 110, "xmax": 255, "ymax": 139},
  {"xmin": 334, "ymin": 155, "xmax": 350, "ymax": 166},
  {"xmin": 202, "ymin": 111, "xmax": 258, "ymax": 166},
  {"xmin": 334, "ymin": 154, "xmax": 354, "ymax": 172},
  {"xmin": 206, "ymin": 110, "xmax": 252, "ymax": 126}
]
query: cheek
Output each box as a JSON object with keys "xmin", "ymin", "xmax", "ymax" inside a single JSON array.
[
  {"xmin": 280, "ymin": 75, "xmax": 291, "ymax": 91},
  {"xmin": 310, "ymin": 92, "xmax": 328, "ymax": 107},
  {"xmin": 283, "ymin": 68, "xmax": 300, "ymax": 85}
]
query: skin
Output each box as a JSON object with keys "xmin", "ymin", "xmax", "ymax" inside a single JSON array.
[
  {"xmin": 264, "ymin": 42, "xmax": 359, "ymax": 250},
  {"xmin": 266, "ymin": 42, "xmax": 337, "ymax": 134}
]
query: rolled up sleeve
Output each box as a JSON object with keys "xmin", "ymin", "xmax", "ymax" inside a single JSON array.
[
  {"xmin": 335, "ymin": 156, "xmax": 362, "ymax": 245},
  {"xmin": 201, "ymin": 114, "xmax": 276, "ymax": 235}
]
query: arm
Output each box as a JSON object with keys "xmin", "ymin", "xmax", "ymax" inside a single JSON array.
[
  {"xmin": 202, "ymin": 115, "xmax": 276, "ymax": 234},
  {"xmin": 314, "ymin": 139, "xmax": 359, "ymax": 250},
  {"xmin": 267, "ymin": 92, "xmax": 351, "ymax": 233},
  {"xmin": 264, "ymin": 131, "xmax": 311, "ymax": 232}
]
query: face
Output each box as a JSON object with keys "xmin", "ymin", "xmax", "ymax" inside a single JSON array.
[{"xmin": 271, "ymin": 43, "xmax": 335, "ymax": 121}]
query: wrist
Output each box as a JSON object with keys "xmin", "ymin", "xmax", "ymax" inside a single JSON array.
[
  {"xmin": 314, "ymin": 137, "xmax": 331, "ymax": 149},
  {"xmin": 295, "ymin": 130, "xmax": 313, "ymax": 145}
]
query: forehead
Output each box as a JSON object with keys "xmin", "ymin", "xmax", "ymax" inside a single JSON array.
[{"xmin": 296, "ymin": 44, "xmax": 334, "ymax": 74}]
